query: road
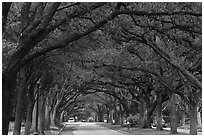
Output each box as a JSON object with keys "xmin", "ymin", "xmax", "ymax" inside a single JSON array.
[{"xmin": 60, "ymin": 122, "xmax": 124, "ymax": 135}]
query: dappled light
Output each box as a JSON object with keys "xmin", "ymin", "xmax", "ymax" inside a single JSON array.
[{"xmin": 2, "ymin": 2, "xmax": 202, "ymax": 135}]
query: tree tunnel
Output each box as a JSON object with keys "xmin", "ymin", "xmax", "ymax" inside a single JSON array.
[{"xmin": 2, "ymin": 2, "xmax": 202, "ymax": 135}]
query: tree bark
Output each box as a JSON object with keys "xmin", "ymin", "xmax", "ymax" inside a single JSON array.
[
  {"xmin": 197, "ymin": 106, "xmax": 202, "ymax": 128},
  {"xmin": 52, "ymin": 100, "xmax": 61, "ymax": 128},
  {"xmin": 24, "ymin": 102, "xmax": 35, "ymax": 135},
  {"xmin": 156, "ymin": 94, "xmax": 163, "ymax": 130},
  {"xmin": 38, "ymin": 94, "xmax": 45, "ymax": 135},
  {"xmin": 2, "ymin": 72, "xmax": 17, "ymax": 135},
  {"xmin": 32, "ymin": 94, "xmax": 39, "ymax": 134},
  {"xmin": 44, "ymin": 103, "xmax": 51, "ymax": 130},
  {"xmin": 54, "ymin": 111, "xmax": 63, "ymax": 129},
  {"xmin": 139, "ymin": 97, "xmax": 145, "ymax": 128},
  {"xmin": 116, "ymin": 112, "xmax": 120, "ymax": 124},
  {"xmin": 13, "ymin": 94, "xmax": 23, "ymax": 134},
  {"xmin": 189, "ymin": 104, "xmax": 198, "ymax": 135},
  {"xmin": 106, "ymin": 110, "xmax": 109, "ymax": 123},
  {"xmin": 108, "ymin": 109, "xmax": 113, "ymax": 124},
  {"xmin": 2, "ymin": 2, "xmax": 12, "ymax": 32},
  {"xmin": 13, "ymin": 74, "xmax": 26, "ymax": 135},
  {"xmin": 180, "ymin": 110, "xmax": 185, "ymax": 126},
  {"xmin": 120, "ymin": 112, "xmax": 125, "ymax": 126},
  {"xmin": 98, "ymin": 112, "xmax": 104, "ymax": 122},
  {"xmin": 60, "ymin": 110, "xmax": 65, "ymax": 123},
  {"xmin": 95, "ymin": 115, "xmax": 98, "ymax": 122},
  {"xmin": 145, "ymin": 112, "xmax": 152, "ymax": 128},
  {"xmin": 24, "ymin": 80, "xmax": 35, "ymax": 135},
  {"xmin": 170, "ymin": 93, "xmax": 177, "ymax": 134},
  {"xmin": 52, "ymin": 100, "xmax": 63, "ymax": 129},
  {"xmin": 50, "ymin": 111, "xmax": 55, "ymax": 125},
  {"xmin": 113, "ymin": 108, "xmax": 120, "ymax": 124}
]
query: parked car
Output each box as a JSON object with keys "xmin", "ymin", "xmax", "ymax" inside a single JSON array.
[{"xmin": 68, "ymin": 117, "xmax": 75, "ymax": 122}]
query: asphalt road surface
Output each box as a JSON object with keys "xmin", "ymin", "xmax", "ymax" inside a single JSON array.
[{"xmin": 60, "ymin": 122, "xmax": 124, "ymax": 135}]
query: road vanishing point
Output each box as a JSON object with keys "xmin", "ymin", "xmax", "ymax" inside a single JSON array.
[{"xmin": 60, "ymin": 122, "xmax": 125, "ymax": 135}]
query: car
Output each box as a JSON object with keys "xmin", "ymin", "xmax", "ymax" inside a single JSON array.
[
  {"xmin": 81, "ymin": 119, "xmax": 86, "ymax": 122},
  {"xmin": 68, "ymin": 117, "xmax": 75, "ymax": 122}
]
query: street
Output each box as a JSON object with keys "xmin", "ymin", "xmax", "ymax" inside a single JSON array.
[{"xmin": 60, "ymin": 122, "xmax": 124, "ymax": 135}]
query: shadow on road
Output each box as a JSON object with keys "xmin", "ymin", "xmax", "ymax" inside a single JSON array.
[{"xmin": 59, "ymin": 123, "xmax": 79, "ymax": 135}]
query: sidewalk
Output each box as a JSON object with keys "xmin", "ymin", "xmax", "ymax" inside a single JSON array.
[
  {"xmin": 59, "ymin": 122, "xmax": 79, "ymax": 135},
  {"xmin": 98, "ymin": 122, "xmax": 202, "ymax": 135},
  {"xmin": 161, "ymin": 127, "xmax": 202, "ymax": 135}
]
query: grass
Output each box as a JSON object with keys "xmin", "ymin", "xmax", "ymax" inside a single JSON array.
[
  {"xmin": 8, "ymin": 121, "xmax": 61, "ymax": 135},
  {"xmin": 99, "ymin": 123, "xmax": 189, "ymax": 135},
  {"xmin": 178, "ymin": 125, "xmax": 202, "ymax": 132}
]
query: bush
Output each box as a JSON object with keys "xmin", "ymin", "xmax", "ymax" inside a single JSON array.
[
  {"xmin": 127, "ymin": 114, "xmax": 139, "ymax": 127},
  {"xmin": 88, "ymin": 117, "xmax": 94, "ymax": 122}
]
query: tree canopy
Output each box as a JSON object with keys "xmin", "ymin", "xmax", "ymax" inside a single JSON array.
[{"xmin": 2, "ymin": 2, "xmax": 202, "ymax": 135}]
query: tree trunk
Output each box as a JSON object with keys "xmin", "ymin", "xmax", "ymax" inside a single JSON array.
[
  {"xmin": 189, "ymin": 103, "xmax": 198, "ymax": 135},
  {"xmin": 32, "ymin": 94, "xmax": 39, "ymax": 134},
  {"xmin": 32, "ymin": 100, "xmax": 36, "ymax": 132},
  {"xmin": 156, "ymin": 94, "xmax": 163, "ymax": 130},
  {"xmin": 54, "ymin": 111, "xmax": 63, "ymax": 129},
  {"xmin": 139, "ymin": 97, "xmax": 145, "ymax": 128},
  {"xmin": 119, "ymin": 105, "xmax": 124, "ymax": 126},
  {"xmin": 2, "ymin": 2, "xmax": 12, "ymax": 32},
  {"xmin": 45, "ymin": 104, "xmax": 51, "ymax": 130},
  {"xmin": 106, "ymin": 110, "xmax": 109, "ymax": 123},
  {"xmin": 38, "ymin": 94, "xmax": 45, "ymax": 135},
  {"xmin": 13, "ymin": 86, "xmax": 26, "ymax": 135},
  {"xmin": 120, "ymin": 112, "xmax": 125, "ymax": 126},
  {"xmin": 52, "ymin": 100, "xmax": 63, "ymax": 128},
  {"xmin": 114, "ymin": 109, "xmax": 120, "ymax": 124},
  {"xmin": 52, "ymin": 100, "xmax": 63, "ymax": 129},
  {"xmin": 145, "ymin": 112, "xmax": 152, "ymax": 128},
  {"xmin": 50, "ymin": 111, "xmax": 55, "ymax": 125},
  {"xmin": 95, "ymin": 115, "xmax": 98, "ymax": 122},
  {"xmin": 24, "ymin": 81, "xmax": 35, "ymax": 135},
  {"xmin": 111, "ymin": 110, "xmax": 114, "ymax": 124},
  {"xmin": 52, "ymin": 104, "xmax": 57, "ymax": 125},
  {"xmin": 60, "ymin": 110, "xmax": 65, "ymax": 123},
  {"xmin": 197, "ymin": 107, "xmax": 202, "ymax": 128},
  {"xmin": 13, "ymin": 72, "xmax": 27, "ymax": 135},
  {"xmin": 98, "ymin": 112, "xmax": 104, "ymax": 122},
  {"xmin": 108, "ymin": 109, "xmax": 113, "ymax": 124},
  {"xmin": 180, "ymin": 110, "xmax": 185, "ymax": 126},
  {"xmin": 24, "ymin": 102, "xmax": 35, "ymax": 135},
  {"xmin": 170, "ymin": 93, "xmax": 177, "ymax": 134},
  {"xmin": 2, "ymin": 72, "xmax": 17, "ymax": 135},
  {"xmin": 116, "ymin": 112, "xmax": 120, "ymax": 124}
]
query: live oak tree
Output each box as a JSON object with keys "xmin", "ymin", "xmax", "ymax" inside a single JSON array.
[
  {"xmin": 104, "ymin": 2, "xmax": 201, "ymax": 134},
  {"xmin": 2, "ymin": 2, "xmax": 201, "ymax": 135},
  {"xmin": 2, "ymin": 2, "xmax": 117, "ymax": 134}
]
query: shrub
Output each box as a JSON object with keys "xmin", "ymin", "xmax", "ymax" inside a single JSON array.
[
  {"xmin": 88, "ymin": 117, "xmax": 94, "ymax": 122},
  {"xmin": 127, "ymin": 114, "xmax": 139, "ymax": 127}
]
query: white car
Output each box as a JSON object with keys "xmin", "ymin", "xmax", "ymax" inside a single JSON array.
[{"xmin": 68, "ymin": 117, "xmax": 75, "ymax": 122}]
